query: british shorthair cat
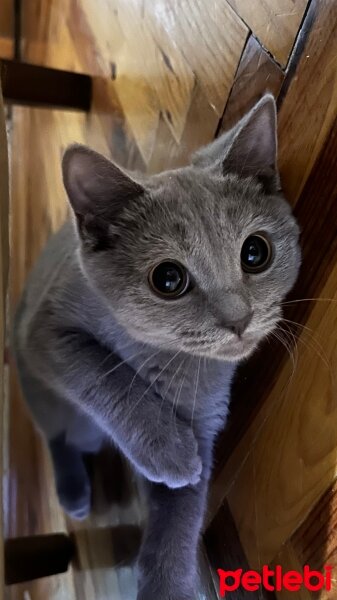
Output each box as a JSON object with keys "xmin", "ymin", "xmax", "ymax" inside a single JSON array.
[{"xmin": 13, "ymin": 94, "xmax": 300, "ymax": 600}]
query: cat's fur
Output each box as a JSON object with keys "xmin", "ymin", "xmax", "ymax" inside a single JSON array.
[{"xmin": 13, "ymin": 95, "xmax": 300, "ymax": 599}]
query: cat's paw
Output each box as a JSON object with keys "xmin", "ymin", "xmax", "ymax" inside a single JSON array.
[{"xmin": 137, "ymin": 419, "xmax": 202, "ymax": 488}]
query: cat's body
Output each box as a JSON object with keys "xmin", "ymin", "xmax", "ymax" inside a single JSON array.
[
  {"xmin": 13, "ymin": 96, "xmax": 300, "ymax": 599},
  {"xmin": 15, "ymin": 221, "xmax": 234, "ymax": 440}
]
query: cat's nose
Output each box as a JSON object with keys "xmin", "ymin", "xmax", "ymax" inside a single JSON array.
[{"xmin": 225, "ymin": 312, "xmax": 253, "ymax": 337}]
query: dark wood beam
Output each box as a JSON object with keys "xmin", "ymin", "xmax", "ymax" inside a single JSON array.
[
  {"xmin": 0, "ymin": 59, "xmax": 92, "ymax": 111},
  {"xmin": 5, "ymin": 534, "xmax": 75, "ymax": 584}
]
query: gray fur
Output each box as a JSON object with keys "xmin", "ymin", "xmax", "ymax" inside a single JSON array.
[{"xmin": 12, "ymin": 95, "xmax": 300, "ymax": 599}]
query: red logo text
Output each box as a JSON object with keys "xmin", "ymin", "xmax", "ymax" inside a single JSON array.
[{"xmin": 218, "ymin": 565, "xmax": 332, "ymax": 596}]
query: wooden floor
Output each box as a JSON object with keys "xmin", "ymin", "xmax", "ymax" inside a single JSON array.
[{"xmin": 3, "ymin": 0, "xmax": 337, "ymax": 598}]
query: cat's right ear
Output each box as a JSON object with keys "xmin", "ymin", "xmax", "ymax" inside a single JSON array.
[
  {"xmin": 192, "ymin": 95, "xmax": 280, "ymax": 193},
  {"xmin": 62, "ymin": 145, "xmax": 144, "ymax": 247}
]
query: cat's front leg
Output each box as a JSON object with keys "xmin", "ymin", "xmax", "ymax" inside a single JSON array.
[
  {"xmin": 137, "ymin": 475, "xmax": 209, "ymax": 600},
  {"xmin": 38, "ymin": 330, "xmax": 201, "ymax": 488},
  {"xmin": 137, "ymin": 437, "xmax": 213, "ymax": 600},
  {"xmin": 131, "ymin": 403, "xmax": 202, "ymax": 489}
]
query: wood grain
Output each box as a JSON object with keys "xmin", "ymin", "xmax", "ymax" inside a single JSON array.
[
  {"xmin": 219, "ymin": 35, "xmax": 284, "ymax": 134},
  {"xmin": 290, "ymin": 480, "xmax": 337, "ymax": 573},
  {"xmin": 227, "ymin": 0, "xmax": 308, "ymax": 66},
  {"xmin": 278, "ymin": 0, "xmax": 337, "ymax": 204},
  {"xmin": 271, "ymin": 544, "xmax": 312, "ymax": 600},
  {"xmin": 0, "ymin": 39, "xmax": 14, "ymax": 60},
  {"xmin": 0, "ymin": 80, "xmax": 8, "ymax": 600},
  {"xmin": 210, "ymin": 0, "xmax": 337, "ymax": 485},
  {"xmin": 208, "ymin": 107, "xmax": 337, "ymax": 569},
  {"xmin": 205, "ymin": 502, "xmax": 276, "ymax": 599},
  {"xmin": 228, "ymin": 277, "xmax": 337, "ymax": 569},
  {"xmin": 7, "ymin": 1, "xmax": 337, "ymax": 598},
  {"xmin": 148, "ymin": 83, "xmax": 219, "ymax": 173},
  {"xmin": 146, "ymin": 0, "xmax": 248, "ymax": 117},
  {"xmin": 0, "ymin": 0, "xmax": 13, "ymax": 60},
  {"xmin": 272, "ymin": 480, "xmax": 337, "ymax": 599},
  {"xmin": 20, "ymin": 0, "xmax": 248, "ymax": 167},
  {"xmin": 6, "ymin": 104, "xmax": 143, "ymax": 600}
]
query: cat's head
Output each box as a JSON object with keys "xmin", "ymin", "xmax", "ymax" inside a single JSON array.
[{"xmin": 62, "ymin": 95, "xmax": 300, "ymax": 362}]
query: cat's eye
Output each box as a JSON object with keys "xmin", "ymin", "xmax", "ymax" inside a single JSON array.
[
  {"xmin": 148, "ymin": 260, "xmax": 190, "ymax": 299},
  {"xmin": 241, "ymin": 234, "xmax": 272, "ymax": 273}
]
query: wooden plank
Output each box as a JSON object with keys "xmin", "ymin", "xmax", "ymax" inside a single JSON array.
[
  {"xmin": 207, "ymin": 108, "xmax": 337, "ymax": 569},
  {"xmin": 271, "ymin": 544, "xmax": 312, "ymax": 600},
  {"xmin": 0, "ymin": 0, "xmax": 13, "ymax": 40},
  {"xmin": 88, "ymin": 77, "xmax": 146, "ymax": 173},
  {"xmin": 278, "ymin": 0, "xmax": 337, "ymax": 204},
  {"xmin": 210, "ymin": 0, "xmax": 337, "ymax": 487},
  {"xmin": 5, "ymin": 534, "xmax": 74, "ymax": 584},
  {"xmin": 0, "ymin": 38, "xmax": 14, "ymax": 60},
  {"xmin": 205, "ymin": 502, "xmax": 276, "ymax": 599},
  {"xmin": 147, "ymin": 0, "xmax": 248, "ymax": 117},
  {"xmin": 291, "ymin": 480, "xmax": 337, "ymax": 573},
  {"xmin": 0, "ymin": 79, "xmax": 8, "ymax": 600},
  {"xmin": 20, "ymin": 0, "xmax": 248, "ymax": 167},
  {"xmin": 227, "ymin": 269, "xmax": 337, "ymax": 568},
  {"xmin": 148, "ymin": 83, "xmax": 219, "ymax": 173},
  {"xmin": 272, "ymin": 481, "xmax": 337, "ymax": 599},
  {"xmin": 219, "ymin": 35, "xmax": 284, "ymax": 134},
  {"xmin": 1, "ymin": 60, "xmax": 92, "ymax": 111},
  {"xmin": 226, "ymin": 0, "xmax": 308, "ymax": 66},
  {"xmin": 197, "ymin": 545, "xmax": 219, "ymax": 600},
  {"xmin": 6, "ymin": 96, "xmax": 147, "ymax": 599}
]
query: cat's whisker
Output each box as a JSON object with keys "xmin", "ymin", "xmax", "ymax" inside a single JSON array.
[
  {"xmin": 282, "ymin": 318, "xmax": 330, "ymax": 370},
  {"xmin": 281, "ymin": 297, "xmax": 337, "ymax": 306},
  {"xmin": 126, "ymin": 346, "xmax": 170, "ymax": 407},
  {"xmin": 273, "ymin": 327, "xmax": 296, "ymax": 372},
  {"xmin": 281, "ymin": 316, "xmax": 328, "ymax": 364},
  {"xmin": 124, "ymin": 349, "xmax": 183, "ymax": 422},
  {"xmin": 269, "ymin": 328, "xmax": 297, "ymax": 390},
  {"xmin": 172, "ymin": 357, "xmax": 191, "ymax": 435},
  {"xmin": 171, "ymin": 356, "xmax": 190, "ymax": 423},
  {"xmin": 98, "ymin": 340, "xmax": 147, "ymax": 370},
  {"xmin": 279, "ymin": 323, "xmax": 299, "ymax": 375},
  {"xmin": 298, "ymin": 334, "xmax": 330, "ymax": 371},
  {"xmin": 202, "ymin": 356, "xmax": 209, "ymax": 389},
  {"xmin": 156, "ymin": 353, "xmax": 184, "ymax": 429},
  {"xmin": 98, "ymin": 344, "xmax": 149, "ymax": 379},
  {"xmin": 191, "ymin": 356, "xmax": 201, "ymax": 429},
  {"xmin": 281, "ymin": 317, "xmax": 314, "ymax": 335},
  {"xmin": 288, "ymin": 325, "xmax": 330, "ymax": 371},
  {"xmin": 100, "ymin": 336, "xmax": 183, "ymax": 381},
  {"xmin": 280, "ymin": 322, "xmax": 336, "ymax": 400}
]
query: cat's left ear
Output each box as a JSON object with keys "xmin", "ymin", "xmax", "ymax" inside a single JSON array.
[
  {"xmin": 62, "ymin": 145, "xmax": 144, "ymax": 217},
  {"xmin": 193, "ymin": 94, "xmax": 280, "ymax": 193},
  {"xmin": 62, "ymin": 144, "xmax": 145, "ymax": 247}
]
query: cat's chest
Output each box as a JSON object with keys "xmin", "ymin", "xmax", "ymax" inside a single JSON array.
[
  {"xmin": 115, "ymin": 339, "xmax": 236, "ymax": 427},
  {"xmin": 91, "ymin": 307, "xmax": 236, "ymax": 428}
]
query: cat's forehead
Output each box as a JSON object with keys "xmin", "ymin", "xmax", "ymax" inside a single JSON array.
[{"xmin": 149, "ymin": 167, "xmax": 286, "ymax": 237}]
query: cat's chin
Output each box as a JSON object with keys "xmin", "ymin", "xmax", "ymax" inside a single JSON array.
[{"xmin": 211, "ymin": 337, "xmax": 260, "ymax": 362}]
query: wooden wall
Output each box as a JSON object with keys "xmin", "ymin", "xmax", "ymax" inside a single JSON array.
[
  {"xmin": 0, "ymin": 82, "xmax": 9, "ymax": 600},
  {"xmin": 0, "ymin": 0, "xmax": 14, "ymax": 59}
]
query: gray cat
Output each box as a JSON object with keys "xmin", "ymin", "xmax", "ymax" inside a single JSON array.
[{"xmin": 13, "ymin": 94, "xmax": 300, "ymax": 600}]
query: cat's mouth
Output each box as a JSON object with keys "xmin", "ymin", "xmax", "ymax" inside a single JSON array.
[
  {"xmin": 177, "ymin": 330, "xmax": 263, "ymax": 361},
  {"xmin": 212, "ymin": 334, "xmax": 260, "ymax": 361}
]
